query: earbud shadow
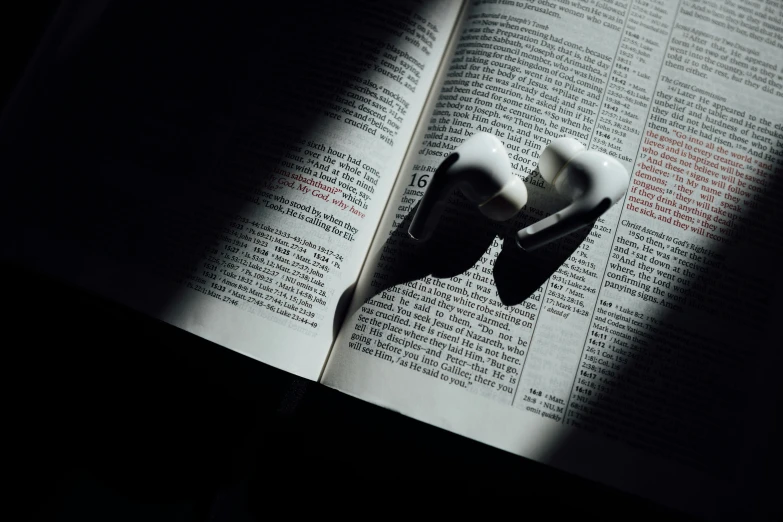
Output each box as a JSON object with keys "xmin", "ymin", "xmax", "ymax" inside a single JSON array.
[
  {"xmin": 367, "ymin": 195, "xmax": 500, "ymax": 299},
  {"xmin": 493, "ymin": 225, "xmax": 591, "ymax": 306}
]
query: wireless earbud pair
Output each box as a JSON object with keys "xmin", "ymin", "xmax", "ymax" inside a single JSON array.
[{"xmin": 408, "ymin": 133, "xmax": 629, "ymax": 250}]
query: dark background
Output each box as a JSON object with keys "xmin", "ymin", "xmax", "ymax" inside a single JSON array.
[{"xmin": 1, "ymin": 2, "xmax": 764, "ymax": 520}]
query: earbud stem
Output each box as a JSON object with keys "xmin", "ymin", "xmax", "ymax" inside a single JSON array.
[
  {"xmin": 408, "ymin": 154, "xmax": 458, "ymax": 241},
  {"xmin": 516, "ymin": 198, "xmax": 611, "ymax": 251}
]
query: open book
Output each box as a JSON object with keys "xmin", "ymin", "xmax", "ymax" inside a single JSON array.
[{"xmin": 2, "ymin": 0, "xmax": 781, "ymax": 518}]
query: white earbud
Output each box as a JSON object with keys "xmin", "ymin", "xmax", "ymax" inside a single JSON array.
[
  {"xmin": 516, "ymin": 137, "xmax": 629, "ymax": 250},
  {"xmin": 409, "ymin": 132, "xmax": 527, "ymax": 241}
]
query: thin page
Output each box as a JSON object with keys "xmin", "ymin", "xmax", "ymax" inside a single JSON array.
[
  {"xmin": 0, "ymin": 0, "xmax": 463, "ymax": 379},
  {"xmin": 323, "ymin": 0, "xmax": 782, "ymax": 517}
]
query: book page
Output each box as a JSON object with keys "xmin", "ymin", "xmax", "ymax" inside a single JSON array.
[
  {"xmin": 0, "ymin": 0, "xmax": 464, "ymax": 379},
  {"xmin": 323, "ymin": 0, "xmax": 783, "ymax": 516}
]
